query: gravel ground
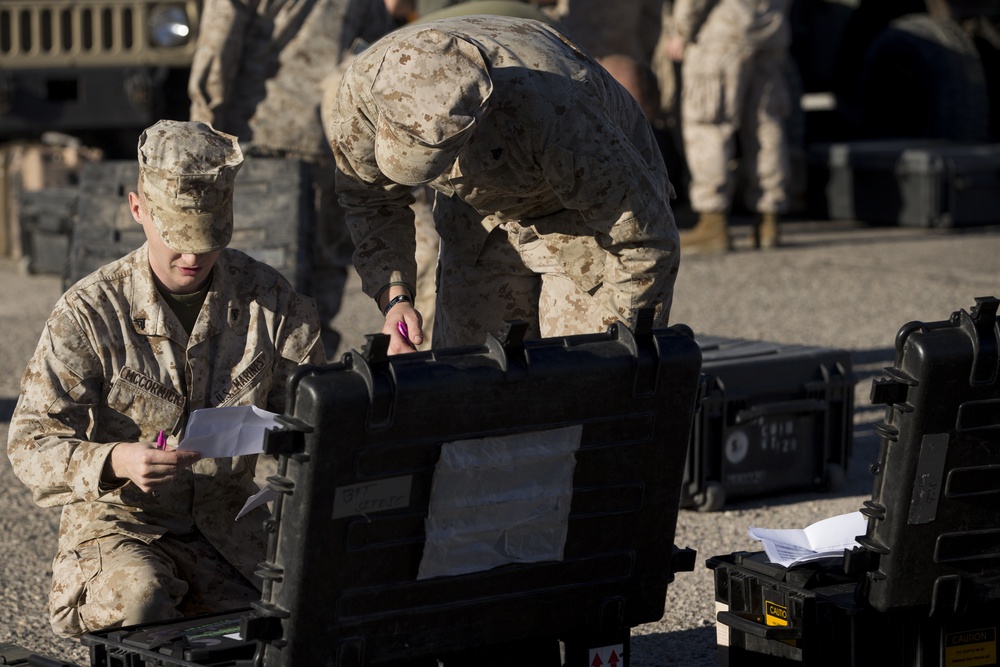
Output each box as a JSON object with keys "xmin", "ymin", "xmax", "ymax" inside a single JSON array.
[{"xmin": 1, "ymin": 217, "xmax": 998, "ymax": 666}]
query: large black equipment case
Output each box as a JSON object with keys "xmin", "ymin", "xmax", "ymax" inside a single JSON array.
[
  {"xmin": 681, "ymin": 336, "xmax": 853, "ymax": 512},
  {"xmin": 858, "ymin": 295, "xmax": 1000, "ymax": 613},
  {"xmin": 707, "ymin": 296, "xmax": 1000, "ymax": 666},
  {"xmin": 242, "ymin": 319, "xmax": 703, "ymax": 666},
  {"xmin": 808, "ymin": 140, "xmax": 1000, "ymax": 228},
  {"xmin": 63, "ymin": 158, "xmax": 314, "ymax": 292}
]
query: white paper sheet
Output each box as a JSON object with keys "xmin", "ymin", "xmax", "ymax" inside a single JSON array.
[
  {"xmin": 177, "ymin": 405, "xmax": 282, "ymax": 458},
  {"xmin": 237, "ymin": 485, "xmax": 279, "ymax": 520},
  {"xmin": 747, "ymin": 511, "xmax": 868, "ymax": 567}
]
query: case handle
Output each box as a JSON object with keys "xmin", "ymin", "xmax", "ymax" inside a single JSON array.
[{"xmin": 716, "ymin": 611, "xmax": 802, "ymax": 640}]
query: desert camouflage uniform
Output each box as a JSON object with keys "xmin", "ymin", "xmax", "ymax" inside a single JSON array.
[
  {"xmin": 189, "ymin": 0, "xmax": 394, "ymax": 356},
  {"xmin": 331, "ymin": 16, "xmax": 679, "ymax": 347},
  {"xmin": 673, "ymin": 0, "xmax": 792, "ymax": 214},
  {"xmin": 6, "ymin": 246, "xmax": 323, "ymax": 637}
]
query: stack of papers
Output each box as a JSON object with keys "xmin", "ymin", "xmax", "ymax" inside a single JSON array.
[{"xmin": 748, "ymin": 511, "xmax": 868, "ymax": 567}]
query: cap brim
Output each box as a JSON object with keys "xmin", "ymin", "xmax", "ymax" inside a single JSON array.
[
  {"xmin": 151, "ymin": 208, "xmax": 233, "ymax": 254},
  {"xmin": 374, "ymin": 114, "xmax": 471, "ymax": 186}
]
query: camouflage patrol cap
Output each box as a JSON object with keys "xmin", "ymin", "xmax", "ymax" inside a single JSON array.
[
  {"xmin": 137, "ymin": 120, "xmax": 243, "ymax": 254},
  {"xmin": 371, "ymin": 28, "xmax": 493, "ymax": 186}
]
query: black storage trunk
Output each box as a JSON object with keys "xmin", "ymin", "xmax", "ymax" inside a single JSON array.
[
  {"xmin": 228, "ymin": 157, "xmax": 315, "ymax": 294},
  {"xmin": 808, "ymin": 140, "xmax": 1000, "ymax": 228},
  {"xmin": 64, "ymin": 161, "xmax": 147, "ymax": 290},
  {"xmin": 18, "ymin": 187, "xmax": 77, "ymax": 276},
  {"xmin": 63, "ymin": 158, "xmax": 314, "ymax": 292},
  {"xmin": 83, "ymin": 610, "xmax": 257, "ymax": 667},
  {"xmin": 681, "ymin": 336, "xmax": 853, "ymax": 512},
  {"xmin": 858, "ymin": 296, "xmax": 1000, "ymax": 614},
  {"xmin": 246, "ymin": 319, "xmax": 703, "ymax": 666},
  {"xmin": 709, "ymin": 551, "xmax": 1000, "ymax": 667}
]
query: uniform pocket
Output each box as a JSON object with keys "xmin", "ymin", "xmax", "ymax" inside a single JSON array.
[
  {"xmin": 106, "ymin": 368, "xmax": 185, "ymax": 440},
  {"xmin": 49, "ymin": 541, "xmax": 101, "ymax": 638},
  {"xmin": 682, "ymin": 41, "xmax": 746, "ymax": 125}
]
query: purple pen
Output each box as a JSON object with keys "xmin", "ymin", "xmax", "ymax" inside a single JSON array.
[
  {"xmin": 397, "ymin": 321, "xmax": 416, "ymax": 349},
  {"xmin": 156, "ymin": 430, "xmax": 167, "ymax": 450}
]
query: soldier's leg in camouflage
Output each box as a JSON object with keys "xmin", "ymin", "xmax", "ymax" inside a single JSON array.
[
  {"xmin": 433, "ymin": 223, "xmax": 541, "ymax": 349},
  {"xmin": 516, "ymin": 225, "xmax": 675, "ymax": 337},
  {"xmin": 742, "ymin": 49, "xmax": 792, "ymax": 250},
  {"xmin": 412, "ymin": 188, "xmax": 440, "ymax": 348},
  {"xmin": 162, "ymin": 535, "xmax": 262, "ymax": 617},
  {"xmin": 679, "ymin": 110, "xmax": 736, "ymax": 254},
  {"xmin": 60, "ymin": 535, "xmax": 188, "ymax": 637}
]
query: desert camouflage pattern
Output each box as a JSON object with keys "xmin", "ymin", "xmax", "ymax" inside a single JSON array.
[
  {"xmin": 331, "ymin": 16, "xmax": 679, "ymax": 346},
  {"xmin": 673, "ymin": 0, "xmax": 792, "ymax": 214},
  {"xmin": 53, "ymin": 532, "xmax": 260, "ymax": 633},
  {"xmin": 7, "ymin": 247, "xmax": 324, "ymax": 637},
  {"xmin": 138, "ymin": 120, "xmax": 243, "ymax": 254},
  {"xmin": 189, "ymin": 0, "xmax": 394, "ymax": 161}
]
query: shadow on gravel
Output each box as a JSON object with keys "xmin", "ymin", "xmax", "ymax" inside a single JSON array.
[
  {"xmin": 632, "ymin": 626, "xmax": 718, "ymax": 667},
  {"xmin": 1, "ymin": 397, "xmax": 17, "ymax": 423}
]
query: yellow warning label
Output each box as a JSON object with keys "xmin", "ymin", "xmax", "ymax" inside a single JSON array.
[
  {"xmin": 944, "ymin": 626, "xmax": 996, "ymax": 667},
  {"xmin": 765, "ymin": 600, "xmax": 789, "ymax": 627}
]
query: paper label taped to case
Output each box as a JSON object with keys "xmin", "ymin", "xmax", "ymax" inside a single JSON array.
[{"xmin": 417, "ymin": 425, "xmax": 581, "ymax": 579}]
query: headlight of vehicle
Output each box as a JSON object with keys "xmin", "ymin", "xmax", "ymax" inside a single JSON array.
[{"xmin": 148, "ymin": 4, "xmax": 191, "ymax": 48}]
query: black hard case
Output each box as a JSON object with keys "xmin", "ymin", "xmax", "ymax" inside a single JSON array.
[
  {"xmin": 681, "ymin": 336, "xmax": 853, "ymax": 511},
  {"xmin": 247, "ymin": 320, "xmax": 703, "ymax": 666},
  {"xmin": 859, "ymin": 296, "xmax": 1000, "ymax": 613},
  {"xmin": 64, "ymin": 158, "xmax": 314, "ymax": 292},
  {"xmin": 83, "ymin": 610, "xmax": 257, "ymax": 667},
  {"xmin": 709, "ymin": 551, "xmax": 1000, "ymax": 667},
  {"xmin": 808, "ymin": 140, "xmax": 1000, "ymax": 228}
]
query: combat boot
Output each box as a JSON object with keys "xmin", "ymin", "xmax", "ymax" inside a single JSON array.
[
  {"xmin": 680, "ymin": 211, "xmax": 730, "ymax": 254},
  {"xmin": 755, "ymin": 212, "xmax": 780, "ymax": 249}
]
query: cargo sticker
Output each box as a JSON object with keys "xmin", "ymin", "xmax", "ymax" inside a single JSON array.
[
  {"xmin": 588, "ymin": 644, "xmax": 624, "ymax": 667},
  {"xmin": 944, "ymin": 627, "xmax": 996, "ymax": 667},
  {"xmin": 725, "ymin": 430, "xmax": 749, "ymax": 464},
  {"xmin": 332, "ymin": 476, "xmax": 412, "ymax": 519},
  {"xmin": 759, "ymin": 419, "xmax": 800, "ymax": 454},
  {"xmin": 908, "ymin": 433, "xmax": 949, "ymax": 524},
  {"xmin": 765, "ymin": 600, "xmax": 789, "ymax": 627}
]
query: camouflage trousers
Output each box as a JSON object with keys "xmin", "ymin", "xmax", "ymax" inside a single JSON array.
[
  {"xmin": 49, "ymin": 531, "xmax": 260, "ymax": 638},
  {"xmin": 432, "ymin": 211, "xmax": 672, "ymax": 348},
  {"xmin": 412, "ymin": 187, "xmax": 440, "ymax": 349},
  {"xmin": 310, "ymin": 161, "xmax": 353, "ymax": 359},
  {"xmin": 681, "ymin": 42, "xmax": 792, "ymax": 214}
]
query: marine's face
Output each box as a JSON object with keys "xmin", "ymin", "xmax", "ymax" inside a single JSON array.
[{"xmin": 129, "ymin": 191, "xmax": 221, "ymax": 295}]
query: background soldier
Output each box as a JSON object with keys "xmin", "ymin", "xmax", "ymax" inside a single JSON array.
[
  {"xmin": 665, "ymin": 0, "xmax": 793, "ymax": 253},
  {"xmin": 6, "ymin": 120, "xmax": 324, "ymax": 638},
  {"xmin": 188, "ymin": 0, "xmax": 395, "ymax": 356}
]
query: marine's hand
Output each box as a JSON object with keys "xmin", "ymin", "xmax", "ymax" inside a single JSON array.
[
  {"xmin": 104, "ymin": 441, "xmax": 202, "ymax": 493},
  {"xmin": 382, "ymin": 303, "xmax": 423, "ymax": 355}
]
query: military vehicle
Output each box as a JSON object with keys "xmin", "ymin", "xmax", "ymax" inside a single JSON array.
[{"xmin": 0, "ymin": 0, "xmax": 201, "ymax": 156}]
